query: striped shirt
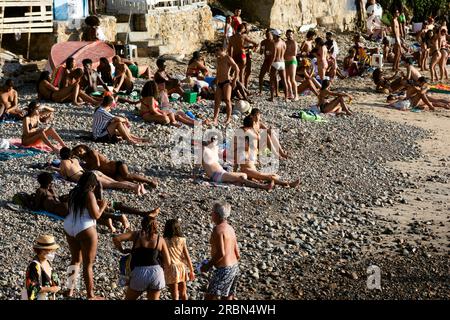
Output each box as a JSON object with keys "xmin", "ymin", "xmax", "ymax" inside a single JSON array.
[{"xmin": 92, "ymin": 107, "xmax": 114, "ymax": 139}]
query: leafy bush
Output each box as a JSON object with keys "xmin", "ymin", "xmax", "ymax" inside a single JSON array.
[{"xmin": 376, "ymin": 0, "xmax": 448, "ymax": 23}]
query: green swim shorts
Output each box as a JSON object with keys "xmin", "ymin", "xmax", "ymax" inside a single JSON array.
[
  {"xmin": 128, "ymin": 64, "xmax": 139, "ymax": 78},
  {"xmin": 285, "ymin": 58, "xmax": 298, "ymax": 66}
]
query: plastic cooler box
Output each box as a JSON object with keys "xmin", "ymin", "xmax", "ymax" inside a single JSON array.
[{"xmin": 184, "ymin": 91, "xmax": 198, "ymax": 103}]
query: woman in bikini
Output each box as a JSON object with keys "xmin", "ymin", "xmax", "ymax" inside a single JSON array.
[
  {"xmin": 71, "ymin": 144, "xmax": 158, "ymax": 188},
  {"xmin": 22, "ymin": 101, "xmax": 66, "ymax": 153},
  {"xmin": 59, "ymin": 147, "xmax": 146, "ymax": 195},
  {"xmin": 420, "ymin": 29, "xmax": 433, "ymax": 71},
  {"xmin": 438, "ymin": 25, "xmax": 449, "ymax": 81},
  {"xmin": 296, "ymin": 58, "xmax": 320, "ymax": 96},
  {"xmin": 317, "ymin": 80, "xmax": 353, "ymax": 115},
  {"xmin": 429, "ymin": 27, "xmax": 442, "ymax": 82},
  {"xmin": 186, "ymin": 51, "xmax": 209, "ymax": 80},
  {"xmin": 37, "ymin": 71, "xmax": 96, "ymax": 107},
  {"xmin": 249, "ymin": 108, "xmax": 288, "ymax": 159},
  {"xmin": 315, "ymin": 37, "xmax": 328, "ymax": 81},
  {"xmin": 140, "ymin": 81, "xmax": 204, "ymax": 127}
]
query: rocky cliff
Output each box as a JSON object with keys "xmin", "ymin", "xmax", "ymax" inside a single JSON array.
[{"xmin": 219, "ymin": 0, "xmax": 358, "ymax": 31}]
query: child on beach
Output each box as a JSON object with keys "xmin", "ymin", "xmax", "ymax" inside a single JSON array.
[{"xmin": 163, "ymin": 219, "xmax": 196, "ymax": 300}]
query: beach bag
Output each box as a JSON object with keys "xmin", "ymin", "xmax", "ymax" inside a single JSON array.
[
  {"xmin": 21, "ymin": 260, "xmax": 46, "ymax": 300},
  {"xmin": 118, "ymin": 233, "xmax": 138, "ymax": 287}
]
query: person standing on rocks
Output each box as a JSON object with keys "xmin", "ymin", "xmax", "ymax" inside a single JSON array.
[
  {"xmin": 0, "ymin": 79, "xmax": 24, "ymax": 120},
  {"xmin": 201, "ymin": 201, "xmax": 241, "ymax": 300},
  {"xmin": 258, "ymin": 29, "xmax": 274, "ymax": 95},
  {"xmin": 299, "ymin": 29, "xmax": 316, "ymax": 57},
  {"xmin": 284, "ymin": 30, "xmax": 298, "ymax": 100},
  {"xmin": 64, "ymin": 171, "xmax": 106, "ymax": 300},
  {"xmin": 228, "ymin": 24, "xmax": 258, "ymax": 84},
  {"xmin": 231, "ymin": 8, "xmax": 242, "ymax": 32},
  {"xmin": 268, "ymin": 29, "xmax": 288, "ymax": 102},
  {"xmin": 391, "ymin": 8, "xmax": 403, "ymax": 72},
  {"xmin": 212, "ymin": 46, "xmax": 239, "ymax": 126},
  {"xmin": 314, "ymin": 37, "xmax": 328, "ymax": 81}
]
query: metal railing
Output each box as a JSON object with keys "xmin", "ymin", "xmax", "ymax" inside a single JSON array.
[{"xmin": 107, "ymin": 0, "xmax": 207, "ymax": 14}]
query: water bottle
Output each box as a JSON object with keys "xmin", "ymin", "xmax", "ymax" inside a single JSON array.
[{"xmin": 185, "ymin": 110, "xmax": 196, "ymax": 120}]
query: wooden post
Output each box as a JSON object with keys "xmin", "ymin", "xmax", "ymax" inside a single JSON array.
[{"xmin": 26, "ymin": 5, "xmax": 32, "ymax": 60}]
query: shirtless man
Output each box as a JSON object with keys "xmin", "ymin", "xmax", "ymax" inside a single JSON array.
[
  {"xmin": 201, "ymin": 201, "xmax": 241, "ymax": 300},
  {"xmin": 285, "ymin": 30, "xmax": 298, "ymax": 100},
  {"xmin": 212, "ymin": 46, "xmax": 239, "ymax": 126},
  {"xmin": 112, "ymin": 55, "xmax": 134, "ymax": 94},
  {"xmin": 315, "ymin": 37, "xmax": 328, "ymax": 81},
  {"xmin": 404, "ymin": 57, "xmax": 422, "ymax": 81},
  {"xmin": 269, "ymin": 29, "xmax": 288, "ymax": 102},
  {"xmin": 299, "ymin": 30, "xmax": 316, "ymax": 57},
  {"xmin": 58, "ymin": 147, "xmax": 145, "ymax": 195},
  {"xmin": 197, "ymin": 136, "xmax": 273, "ymax": 190},
  {"xmin": 227, "ymin": 24, "xmax": 258, "ymax": 84},
  {"xmin": 237, "ymin": 116, "xmax": 300, "ymax": 188},
  {"xmin": 71, "ymin": 144, "xmax": 158, "ymax": 188},
  {"xmin": 258, "ymin": 29, "xmax": 274, "ymax": 95},
  {"xmin": 0, "ymin": 79, "xmax": 24, "ymax": 120},
  {"xmin": 80, "ymin": 59, "xmax": 109, "ymax": 94},
  {"xmin": 391, "ymin": 8, "xmax": 402, "ymax": 71}
]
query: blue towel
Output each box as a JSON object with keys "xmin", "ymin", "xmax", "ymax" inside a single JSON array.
[
  {"xmin": 31, "ymin": 210, "xmax": 64, "ymax": 221},
  {"xmin": 0, "ymin": 146, "xmax": 44, "ymax": 161}
]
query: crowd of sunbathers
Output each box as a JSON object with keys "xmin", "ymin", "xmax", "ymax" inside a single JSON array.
[{"xmin": 2, "ymin": 3, "xmax": 450, "ymax": 301}]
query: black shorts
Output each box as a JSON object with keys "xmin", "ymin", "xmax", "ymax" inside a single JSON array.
[{"xmin": 94, "ymin": 133, "xmax": 119, "ymax": 144}]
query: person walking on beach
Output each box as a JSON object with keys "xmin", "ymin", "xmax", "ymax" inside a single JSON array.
[
  {"xmin": 269, "ymin": 29, "xmax": 287, "ymax": 102},
  {"xmin": 391, "ymin": 8, "xmax": 402, "ymax": 71},
  {"xmin": 201, "ymin": 201, "xmax": 241, "ymax": 300},
  {"xmin": 212, "ymin": 46, "xmax": 239, "ymax": 126}
]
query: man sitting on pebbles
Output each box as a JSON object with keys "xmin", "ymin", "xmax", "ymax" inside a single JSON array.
[
  {"xmin": 58, "ymin": 147, "xmax": 147, "ymax": 195},
  {"xmin": 195, "ymin": 136, "xmax": 274, "ymax": 191},
  {"xmin": 71, "ymin": 144, "xmax": 158, "ymax": 189},
  {"xmin": 0, "ymin": 79, "xmax": 24, "ymax": 120}
]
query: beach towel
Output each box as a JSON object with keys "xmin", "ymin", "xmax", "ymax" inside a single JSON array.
[
  {"xmin": 5, "ymin": 203, "xmax": 64, "ymax": 221},
  {"xmin": 429, "ymin": 84, "xmax": 450, "ymax": 95},
  {"xmin": 0, "ymin": 145, "xmax": 44, "ymax": 161},
  {"xmin": 194, "ymin": 179, "xmax": 252, "ymax": 191},
  {"xmin": 290, "ymin": 110, "xmax": 327, "ymax": 122},
  {"xmin": 9, "ymin": 138, "xmax": 53, "ymax": 152}
]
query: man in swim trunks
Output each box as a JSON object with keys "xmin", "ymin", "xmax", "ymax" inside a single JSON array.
[
  {"xmin": 201, "ymin": 201, "xmax": 241, "ymax": 300},
  {"xmin": 198, "ymin": 136, "xmax": 273, "ymax": 190},
  {"xmin": 212, "ymin": 46, "xmax": 239, "ymax": 126},
  {"xmin": 0, "ymin": 79, "xmax": 24, "ymax": 120},
  {"xmin": 284, "ymin": 29, "xmax": 298, "ymax": 100},
  {"xmin": 227, "ymin": 24, "xmax": 258, "ymax": 84},
  {"xmin": 404, "ymin": 57, "xmax": 423, "ymax": 82},
  {"xmin": 258, "ymin": 29, "xmax": 274, "ymax": 95},
  {"xmin": 391, "ymin": 8, "xmax": 402, "ymax": 72},
  {"xmin": 269, "ymin": 29, "xmax": 288, "ymax": 102}
]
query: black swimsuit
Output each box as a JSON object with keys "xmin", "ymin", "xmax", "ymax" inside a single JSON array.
[{"xmin": 218, "ymin": 79, "xmax": 231, "ymax": 89}]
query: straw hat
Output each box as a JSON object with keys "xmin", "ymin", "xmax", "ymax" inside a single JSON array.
[{"xmin": 33, "ymin": 234, "xmax": 60, "ymax": 251}]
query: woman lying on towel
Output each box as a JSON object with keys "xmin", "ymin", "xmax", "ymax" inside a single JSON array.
[{"xmin": 22, "ymin": 101, "xmax": 66, "ymax": 153}]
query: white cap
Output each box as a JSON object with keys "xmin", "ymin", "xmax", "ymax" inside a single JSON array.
[{"xmin": 271, "ymin": 29, "xmax": 282, "ymax": 37}]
